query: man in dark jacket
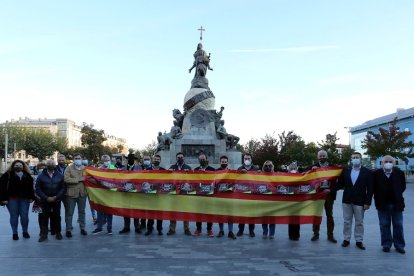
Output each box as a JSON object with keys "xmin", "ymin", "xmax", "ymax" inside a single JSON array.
[
  {"xmin": 374, "ymin": 155, "xmax": 406, "ymax": 254},
  {"xmin": 143, "ymin": 154, "xmax": 166, "ymax": 236},
  {"xmin": 194, "ymin": 153, "xmax": 216, "ymax": 237},
  {"xmin": 309, "ymin": 150, "xmax": 337, "ymax": 243},
  {"xmin": 167, "ymin": 152, "xmax": 192, "ymax": 236},
  {"xmin": 332, "ymin": 152, "xmax": 373, "ymax": 250},
  {"xmin": 35, "ymin": 159, "xmax": 65, "ymax": 242},
  {"xmin": 236, "ymin": 153, "xmax": 259, "ymax": 238}
]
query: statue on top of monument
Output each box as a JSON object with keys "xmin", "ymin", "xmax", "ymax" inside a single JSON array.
[{"xmin": 188, "ymin": 43, "xmax": 213, "ymax": 78}]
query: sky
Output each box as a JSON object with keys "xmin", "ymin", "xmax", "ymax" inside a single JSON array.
[{"xmin": 1, "ymin": 0, "xmax": 413, "ymax": 149}]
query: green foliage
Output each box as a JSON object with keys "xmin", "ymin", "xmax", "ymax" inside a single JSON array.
[
  {"xmin": 134, "ymin": 141, "xmax": 157, "ymax": 161},
  {"xmin": 0, "ymin": 124, "xmax": 68, "ymax": 161},
  {"xmin": 361, "ymin": 117, "xmax": 414, "ymax": 160},
  {"xmin": 79, "ymin": 123, "xmax": 108, "ymax": 164},
  {"xmin": 318, "ymin": 132, "xmax": 353, "ymax": 166}
]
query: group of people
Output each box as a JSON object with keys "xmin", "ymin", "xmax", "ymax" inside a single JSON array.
[{"xmin": 0, "ymin": 150, "xmax": 406, "ymax": 254}]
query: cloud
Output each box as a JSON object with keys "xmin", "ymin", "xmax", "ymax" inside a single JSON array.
[{"xmin": 227, "ymin": 45, "xmax": 338, "ymax": 53}]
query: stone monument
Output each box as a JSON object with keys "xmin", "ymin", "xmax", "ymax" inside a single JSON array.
[{"xmin": 157, "ymin": 27, "xmax": 242, "ymax": 169}]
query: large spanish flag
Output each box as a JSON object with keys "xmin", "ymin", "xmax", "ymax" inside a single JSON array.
[{"xmin": 84, "ymin": 167, "xmax": 342, "ymax": 224}]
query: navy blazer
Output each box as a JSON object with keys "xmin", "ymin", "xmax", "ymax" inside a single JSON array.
[{"xmin": 333, "ymin": 166, "xmax": 373, "ymax": 206}]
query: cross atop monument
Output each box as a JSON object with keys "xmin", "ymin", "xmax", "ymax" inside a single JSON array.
[{"xmin": 198, "ymin": 25, "xmax": 205, "ymax": 41}]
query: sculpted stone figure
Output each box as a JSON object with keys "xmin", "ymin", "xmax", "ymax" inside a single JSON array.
[
  {"xmin": 156, "ymin": 131, "xmax": 173, "ymax": 151},
  {"xmin": 188, "ymin": 43, "xmax": 213, "ymax": 89},
  {"xmin": 214, "ymin": 106, "xmax": 225, "ymax": 130},
  {"xmin": 172, "ymin": 109, "xmax": 185, "ymax": 129},
  {"xmin": 170, "ymin": 120, "xmax": 183, "ymax": 139},
  {"xmin": 189, "ymin": 43, "xmax": 213, "ymax": 77},
  {"xmin": 217, "ymin": 120, "xmax": 240, "ymax": 149}
]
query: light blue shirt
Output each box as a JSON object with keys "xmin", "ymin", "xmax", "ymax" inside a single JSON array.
[{"xmin": 351, "ymin": 167, "xmax": 361, "ymax": 185}]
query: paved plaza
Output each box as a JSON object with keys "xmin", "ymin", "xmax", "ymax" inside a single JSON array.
[{"xmin": 0, "ymin": 178, "xmax": 413, "ymax": 275}]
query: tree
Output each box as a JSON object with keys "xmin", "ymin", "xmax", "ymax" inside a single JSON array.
[
  {"xmin": 134, "ymin": 141, "xmax": 158, "ymax": 161},
  {"xmin": 0, "ymin": 124, "xmax": 27, "ymax": 155},
  {"xmin": 361, "ymin": 117, "xmax": 414, "ymax": 160},
  {"xmin": 22, "ymin": 129, "xmax": 63, "ymax": 161},
  {"xmin": 317, "ymin": 132, "xmax": 353, "ymax": 166},
  {"xmin": 80, "ymin": 123, "xmax": 107, "ymax": 164}
]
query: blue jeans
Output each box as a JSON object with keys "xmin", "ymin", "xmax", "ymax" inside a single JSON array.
[
  {"xmin": 97, "ymin": 211, "xmax": 112, "ymax": 231},
  {"xmin": 262, "ymin": 224, "xmax": 275, "ymax": 236},
  {"xmin": 378, "ymin": 204, "xmax": 405, "ymax": 249},
  {"xmin": 6, "ymin": 199, "xmax": 31, "ymax": 234}
]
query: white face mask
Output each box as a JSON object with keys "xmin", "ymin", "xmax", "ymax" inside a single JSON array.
[
  {"xmin": 290, "ymin": 170, "xmax": 297, "ymax": 173},
  {"xmin": 384, "ymin": 163, "xmax": 393, "ymax": 170},
  {"xmin": 244, "ymin": 160, "xmax": 251, "ymax": 166},
  {"xmin": 104, "ymin": 161, "xmax": 111, "ymax": 167}
]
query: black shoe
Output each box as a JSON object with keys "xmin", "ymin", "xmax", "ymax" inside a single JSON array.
[
  {"xmin": 328, "ymin": 236, "xmax": 338, "ymax": 243},
  {"xmin": 135, "ymin": 228, "xmax": 142, "ymax": 234},
  {"xmin": 50, "ymin": 231, "xmax": 56, "ymax": 236},
  {"xmin": 289, "ymin": 236, "xmax": 299, "ymax": 241},
  {"xmin": 66, "ymin": 231, "xmax": 72, "ymax": 238},
  {"xmin": 382, "ymin": 247, "xmax": 390, "ymax": 252},
  {"xmin": 356, "ymin": 242, "xmax": 365, "ymax": 250},
  {"xmin": 216, "ymin": 231, "xmax": 224, "ymax": 238},
  {"xmin": 249, "ymin": 230, "xmax": 255, "ymax": 238},
  {"xmin": 311, "ymin": 235, "xmax": 319, "ymax": 241},
  {"xmin": 80, "ymin": 229, "xmax": 88, "ymax": 236},
  {"xmin": 23, "ymin": 232, "xmax": 30, "ymax": 239},
  {"xmin": 56, "ymin": 233, "xmax": 63, "ymax": 240},
  {"xmin": 184, "ymin": 229, "xmax": 192, "ymax": 236},
  {"xmin": 236, "ymin": 231, "xmax": 243, "ymax": 237},
  {"xmin": 158, "ymin": 231, "xmax": 163, "ymax": 236},
  {"xmin": 396, "ymin": 248, "xmax": 406, "ymax": 254},
  {"xmin": 12, "ymin": 234, "xmax": 19, "ymax": 240},
  {"xmin": 144, "ymin": 230, "xmax": 152, "ymax": 236},
  {"xmin": 38, "ymin": 236, "xmax": 47, "ymax": 242},
  {"xmin": 228, "ymin": 231, "xmax": 237, "ymax": 240},
  {"xmin": 341, "ymin": 240, "xmax": 350, "ymax": 247},
  {"xmin": 166, "ymin": 230, "xmax": 175, "ymax": 236},
  {"xmin": 119, "ymin": 228, "xmax": 130, "ymax": 234}
]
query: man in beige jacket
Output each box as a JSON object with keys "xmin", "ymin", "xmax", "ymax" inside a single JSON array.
[{"xmin": 64, "ymin": 153, "xmax": 88, "ymax": 237}]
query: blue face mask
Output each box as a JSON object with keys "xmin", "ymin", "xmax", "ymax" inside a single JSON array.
[
  {"xmin": 74, "ymin": 160, "xmax": 82, "ymax": 166},
  {"xmin": 82, "ymin": 160, "xmax": 88, "ymax": 166},
  {"xmin": 143, "ymin": 160, "xmax": 151, "ymax": 167},
  {"xmin": 352, "ymin": 158, "xmax": 361, "ymax": 166}
]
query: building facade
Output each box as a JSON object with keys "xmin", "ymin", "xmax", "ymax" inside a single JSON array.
[{"xmin": 349, "ymin": 107, "xmax": 414, "ymax": 170}]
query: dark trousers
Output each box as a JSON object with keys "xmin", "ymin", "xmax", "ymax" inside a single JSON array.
[
  {"xmin": 288, "ymin": 224, "xmax": 300, "ymax": 239},
  {"xmin": 40, "ymin": 201, "xmax": 62, "ymax": 237},
  {"xmin": 123, "ymin": 217, "xmax": 140, "ymax": 230},
  {"xmin": 147, "ymin": 219, "xmax": 163, "ymax": 232},
  {"xmin": 238, "ymin": 224, "xmax": 255, "ymax": 233},
  {"xmin": 378, "ymin": 204, "xmax": 405, "ymax": 249},
  {"xmin": 196, "ymin": 222, "xmax": 213, "ymax": 231},
  {"xmin": 313, "ymin": 196, "xmax": 334, "ymax": 237}
]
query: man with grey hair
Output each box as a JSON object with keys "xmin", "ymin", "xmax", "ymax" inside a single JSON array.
[
  {"xmin": 309, "ymin": 150, "xmax": 337, "ymax": 243},
  {"xmin": 374, "ymin": 155, "xmax": 406, "ymax": 254},
  {"xmin": 35, "ymin": 159, "xmax": 65, "ymax": 242}
]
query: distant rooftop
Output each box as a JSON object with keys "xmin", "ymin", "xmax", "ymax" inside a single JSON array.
[{"xmin": 350, "ymin": 107, "xmax": 414, "ymax": 132}]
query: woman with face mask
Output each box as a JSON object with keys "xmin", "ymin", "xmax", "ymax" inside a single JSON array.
[
  {"xmin": 0, "ymin": 160, "xmax": 35, "ymax": 240},
  {"xmin": 261, "ymin": 161, "xmax": 276, "ymax": 239}
]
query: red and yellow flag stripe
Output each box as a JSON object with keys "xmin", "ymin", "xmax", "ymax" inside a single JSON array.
[{"xmin": 85, "ymin": 167, "xmax": 342, "ymax": 224}]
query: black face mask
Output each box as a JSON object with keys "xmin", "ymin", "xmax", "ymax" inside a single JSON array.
[
  {"xmin": 14, "ymin": 167, "xmax": 23, "ymax": 172},
  {"xmin": 220, "ymin": 164, "xmax": 228, "ymax": 169},
  {"xmin": 47, "ymin": 166, "xmax": 56, "ymax": 172},
  {"xmin": 153, "ymin": 161, "xmax": 160, "ymax": 167},
  {"xmin": 177, "ymin": 158, "xmax": 184, "ymax": 165},
  {"xmin": 319, "ymin": 158, "xmax": 328, "ymax": 164},
  {"xmin": 199, "ymin": 160, "xmax": 207, "ymax": 167},
  {"xmin": 263, "ymin": 166, "xmax": 272, "ymax": 172}
]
